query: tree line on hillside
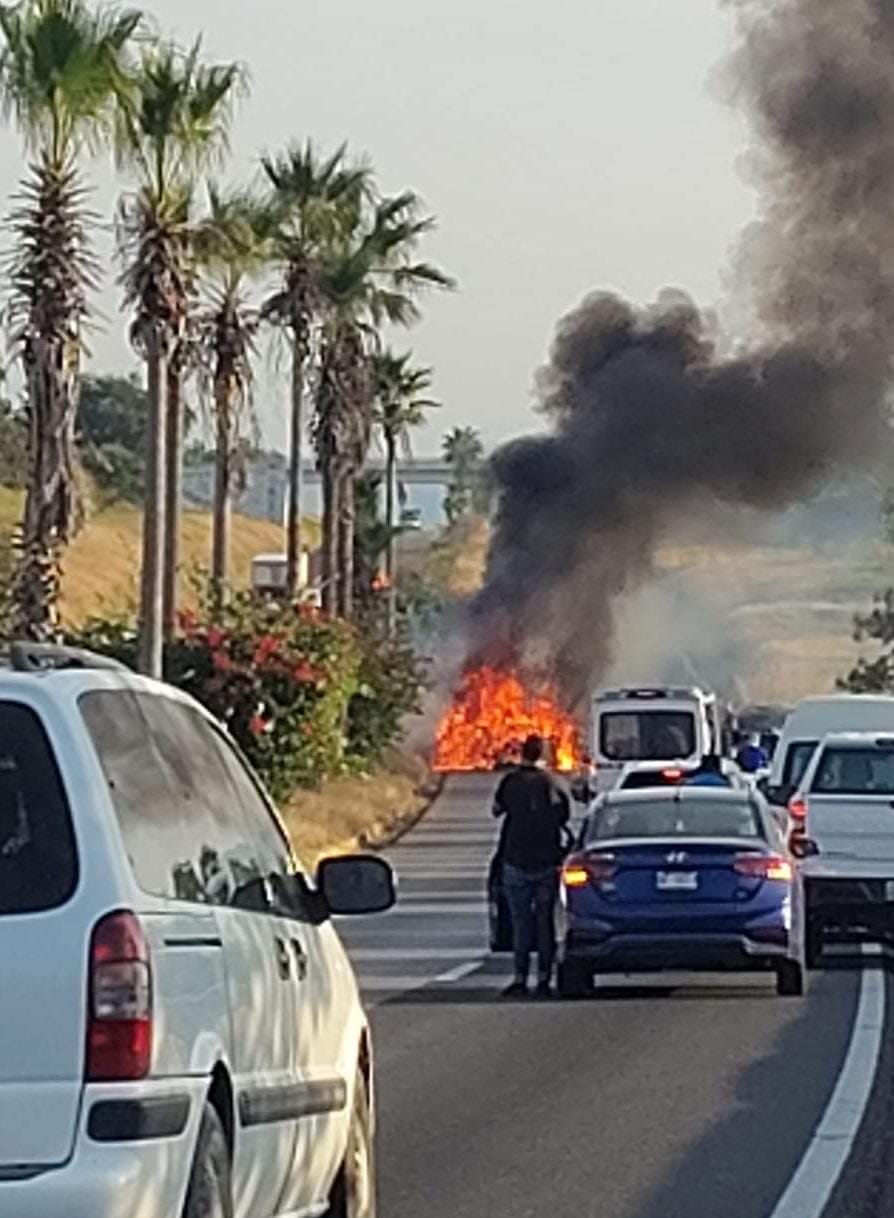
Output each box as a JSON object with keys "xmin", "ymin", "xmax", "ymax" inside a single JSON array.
[{"xmin": 0, "ymin": 0, "xmax": 463, "ymax": 674}]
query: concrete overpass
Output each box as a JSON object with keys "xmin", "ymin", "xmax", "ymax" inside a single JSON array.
[{"xmin": 299, "ymin": 457, "xmax": 451, "ymax": 485}]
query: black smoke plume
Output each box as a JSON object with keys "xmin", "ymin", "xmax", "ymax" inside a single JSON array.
[{"xmin": 469, "ymin": 0, "xmax": 894, "ymax": 708}]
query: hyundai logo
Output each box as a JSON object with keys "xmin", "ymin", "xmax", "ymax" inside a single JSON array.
[{"xmin": 666, "ymin": 851, "xmax": 688, "ymax": 864}]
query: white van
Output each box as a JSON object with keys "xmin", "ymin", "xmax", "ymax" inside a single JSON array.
[
  {"xmin": 0, "ymin": 642, "xmax": 393, "ymax": 1218},
  {"xmin": 768, "ymin": 694, "xmax": 894, "ymax": 799},
  {"xmin": 589, "ymin": 687, "xmax": 721, "ymax": 792}
]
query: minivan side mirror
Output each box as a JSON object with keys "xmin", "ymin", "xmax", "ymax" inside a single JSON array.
[
  {"xmin": 765, "ymin": 784, "xmax": 793, "ymax": 808},
  {"xmin": 316, "ymin": 854, "xmax": 396, "ymax": 916}
]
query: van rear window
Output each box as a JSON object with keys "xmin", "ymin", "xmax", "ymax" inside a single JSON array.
[
  {"xmin": 600, "ymin": 712, "xmax": 696, "ymax": 762},
  {"xmin": 0, "ymin": 702, "xmax": 77, "ymax": 915}
]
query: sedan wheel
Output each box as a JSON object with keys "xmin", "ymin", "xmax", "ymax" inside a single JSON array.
[
  {"xmin": 776, "ymin": 959, "xmax": 805, "ymax": 997},
  {"xmin": 557, "ymin": 958, "xmax": 593, "ymax": 1000}
]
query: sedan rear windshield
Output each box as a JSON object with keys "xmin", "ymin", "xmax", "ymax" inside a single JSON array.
[
  {"xmin": 0, "ymin": 702, "xmax": 77, "ymax": 914},
  {"xmin": 600, "ymin": 712, "xmax": 696, "ymax": 762},
  {"xmin": 811, "ymin": 747, "xmax": 894, "ymax": 796},
  {"xmin": 589, "ymin": 800, "xmax": 762, "ymax": 841}
]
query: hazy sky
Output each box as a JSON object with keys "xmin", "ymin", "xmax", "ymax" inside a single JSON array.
[{"xmin": 1, "ymin": 0, "xmax": 757, "ymax": 454}]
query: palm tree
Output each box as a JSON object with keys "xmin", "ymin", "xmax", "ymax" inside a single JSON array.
[
  {"xmin": 315, "ymin": 191, "xmax": 454, "ymax": 618},
  {"xmin": 261, "ymin": 142, "xmax": 371, "ymax": 600},
  {"xmin": 116, "ymin": 39, "xmax": 245, "ymax": 674},
  {"xmin": 0, "ymin": 0, "xmax": 140, "ymax": 639},
  {"xmin": 442, "ymin": 425, "xmax": 484, "ymax": 524},
  {"xmin": 194, "ymin": 185, "xmax": 270, "ymax": 595},
  {"xmin": 373, "ymin": 349, "xmax": 438, "ymax": 632}
]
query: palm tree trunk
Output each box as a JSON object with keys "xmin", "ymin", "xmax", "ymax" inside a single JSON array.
[
  {"xmin": 321, "ymin": 462, "xmax": 341, "ymax": 615},
  {"xmin": 338, "ymin": 471, "xmax": 355, "ymax": 619},
  {"xmin": 211, "ymin": 378, "xmax": 232, "ymax": 601},
  {"xmin": 16, "ymin": 336, "xmax": 81, "ymax": 641},
  {"xmin": 285, "ymin": 335, "xmax": 304, "ymax": 599},
  {"xmin": 162, "ymin": 359, "xmax": 183, "ymax": 641},
  {"xmin": 384, "ymin": 433, "xmax": 397, "ymax": 636},
  {"xmin": 138, "ymin": 341, "xmax": 166, "ymax": 677}
]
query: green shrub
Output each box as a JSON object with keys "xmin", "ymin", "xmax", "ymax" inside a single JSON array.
[{"xmin": 345, "ymin": 627, "xmax": 428, "ymax": 771}]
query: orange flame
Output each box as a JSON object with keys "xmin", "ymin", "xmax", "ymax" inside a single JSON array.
[{"xmin": 434, "ymin": 666, "xmax": 581, "ymax": 772}]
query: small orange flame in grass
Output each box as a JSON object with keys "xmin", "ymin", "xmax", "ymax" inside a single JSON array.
[{"xmin": 434, "ymin": 666, "xmax": 581, "ymax": 772}]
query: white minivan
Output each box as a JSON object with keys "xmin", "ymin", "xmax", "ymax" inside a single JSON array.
[
  {"xmin": 767, "ymin": 694, "xmax": 894, "ymax": 801},
  {"xmin": 0, "ymin": 642, "xmax": 394, "ymax": 1218}
]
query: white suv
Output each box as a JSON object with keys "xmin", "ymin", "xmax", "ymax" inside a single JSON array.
[
  {"xmin": 790, "ymin": 730, "xmax": 894, "ymax": 964},
  {"xmin": 0, "ymin": 642, "xmax": 394, "ymax": 1218}
]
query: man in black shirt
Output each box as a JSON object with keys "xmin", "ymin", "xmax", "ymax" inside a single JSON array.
[{"xmin": 493, "ymin": 734, "xmax": 570, "ymax": 997}]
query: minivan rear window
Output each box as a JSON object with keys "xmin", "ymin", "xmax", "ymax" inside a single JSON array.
[{"xmin": 0, "ymin": 702, "xmax": 77, "ymax": 915}]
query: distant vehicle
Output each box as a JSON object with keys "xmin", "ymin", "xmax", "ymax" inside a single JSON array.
[
  {"xmin": 0, "ymin": 641, "xmax": 394, "ymax": 1218},
  {"xmin": 767, "ymin": 694, "xmax": 894, "ymax": 805},
  {"xmin": 250, "ymin": 550, "xmax": 322, "ymax": 604},
  {"xmin": 555, "ymin": 786, "xmax": 805, "ymax": 998},
  {"xmin": 399, "ymin": 507, "xmax": 423, "ymax": 531},
  {"xmin": 588, "ymin": 686, "xmax": 722, "ymax": 793},
  {"xmin": 790, "ymin": 731, "xmax": 894, "ymax": 965}
]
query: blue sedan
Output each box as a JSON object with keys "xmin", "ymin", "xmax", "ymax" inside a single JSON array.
[{"xmin": 556, "ymin": 786, "xmax": 805, "ymax": 999}]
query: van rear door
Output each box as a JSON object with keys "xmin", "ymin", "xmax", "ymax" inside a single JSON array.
[{"xmin": 0, "ymin": 700, "xmax": 84, "ymax": 1169}]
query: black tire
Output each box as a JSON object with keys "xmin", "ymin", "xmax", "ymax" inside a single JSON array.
[
  {"xmin": 324, "ymin": 1068, "xmax": 376, "ymax": 1218},
  {"xmin": 776, "ymin": 959, "xmax": 805, "ymax": 997},
  {"xmin": 805, "ymin": 914, "xmax": 823, "ymax": 970},
  {"xmin": 557, "ymin": 958, "xmax": 592, "ymax": 1000},
  {"xmin": 182, "ymin": 1103, "xmax": 232, "ymax": 1218}
]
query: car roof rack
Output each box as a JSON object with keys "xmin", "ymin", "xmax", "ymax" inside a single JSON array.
[{"xmin": 6, "ymin": 642, "xmax": 130, "ymax": 674}]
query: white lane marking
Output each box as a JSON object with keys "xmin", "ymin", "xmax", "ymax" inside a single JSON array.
[
  {"xmin": 434, "ymin": 961, "xmax": 481, "ymax": 983},
  {"xmin": 768, "ymin": 946, "xmax": 885, "ymax": 1218},
  {"xmin": 359, "ymin": 970, "xmax": 493, "ymax": 993},
  {"xmin": 349, "ymin": 948, "xmax": 484, "ymax": 962}
]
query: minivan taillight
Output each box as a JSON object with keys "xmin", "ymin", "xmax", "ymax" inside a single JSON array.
[{"xmin": 86, "ymin": 911, "xmax": 152, "ymax": 1082}]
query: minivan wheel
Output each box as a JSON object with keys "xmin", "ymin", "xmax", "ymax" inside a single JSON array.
[
  {"xmin": 182, "ymin": 1104, "xmax": 232, "ymax": 1218},
  {"xmin": 776, "ymin": 960, "xmax": 805, "ymax": 998},
  {"xmin": 324, "ymin": 1068, "xmax": 376, "ymax": 1218}
]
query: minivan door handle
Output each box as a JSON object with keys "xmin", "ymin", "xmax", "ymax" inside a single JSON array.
[
  {"xmin": 290, "ymin": 937, "xmax": 309, "ymax": 981},
  {"xmin": 274, "ymin": 936, "xmax": 291, "ymax": 980}
]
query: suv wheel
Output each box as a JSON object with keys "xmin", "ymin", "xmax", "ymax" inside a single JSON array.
[
  {"xmin": 805, "ymin": 914, "xmax": 823, "ymax": 969},
  {"xmin": 324, "ymin": 1068, "xmax": 376, "ymax": 1218},
  {"xmin": 182, "ymin": 1104, "xmax": 232, "ymax": 1218}
]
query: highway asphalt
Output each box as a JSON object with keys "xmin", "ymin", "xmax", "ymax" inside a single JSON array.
[{"xmin": 336, "ymin": 775, "xmax": 894, "ymax": 1218}]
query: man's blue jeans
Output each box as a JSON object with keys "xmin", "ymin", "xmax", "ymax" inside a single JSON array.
[{"xmin": 503, "ymin": 862, "xmax": 559, "ymax": 983}]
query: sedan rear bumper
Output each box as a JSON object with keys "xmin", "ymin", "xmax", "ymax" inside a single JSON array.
[{"xmin": 563, "ymin": 930, "xmax": 790, "ymax": 973}]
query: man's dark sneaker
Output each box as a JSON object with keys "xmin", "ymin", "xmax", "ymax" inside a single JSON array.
[
  {"xmin": 534, "ymin": 980, "xmax": 553, "ymax": 1000},
  {"xmin": 502, "ymin": 981, "xmax": 528, "ymax": 999}
]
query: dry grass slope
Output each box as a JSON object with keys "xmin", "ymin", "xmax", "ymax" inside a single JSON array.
[{"xmin": 0, "ymin": 487, "xmax": 320, "ymax": 626}]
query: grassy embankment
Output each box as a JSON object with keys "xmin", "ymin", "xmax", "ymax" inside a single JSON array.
[{"xmin": 0, "ymin": 488, "xmax": 435, "ymax": 863}]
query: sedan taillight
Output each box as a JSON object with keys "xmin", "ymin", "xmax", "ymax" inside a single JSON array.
[
  {"xmin": 734, "ymin": 853, "xmax": 792, "ymax": 883},
  {"xmin": 562, "ymin": 853, "xmax": 616, "ymax": 887}
]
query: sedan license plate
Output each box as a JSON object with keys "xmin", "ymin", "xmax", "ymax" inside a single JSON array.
[{"xmin": 656, "ymin": 871, "xmax": 698, "ymax": 892}]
